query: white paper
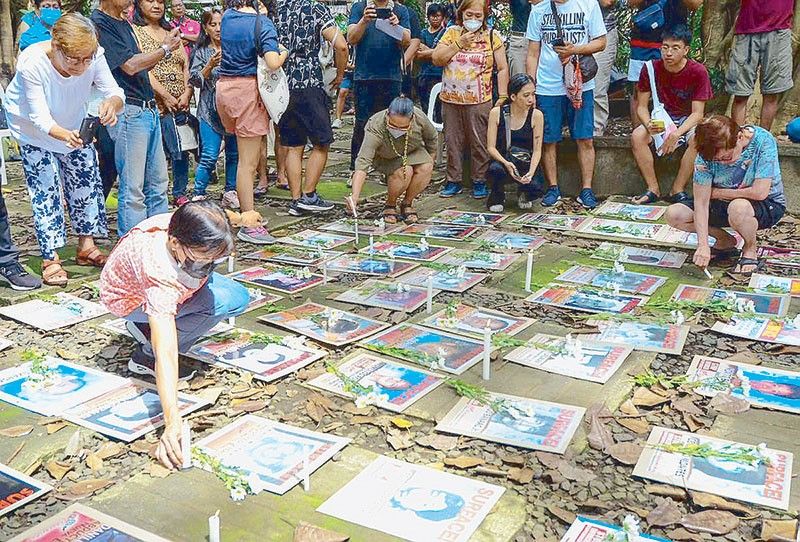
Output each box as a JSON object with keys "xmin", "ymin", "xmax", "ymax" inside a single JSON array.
[{"xmin": 375, "ymin": 19, "xmax": 405, "ymax": 41}]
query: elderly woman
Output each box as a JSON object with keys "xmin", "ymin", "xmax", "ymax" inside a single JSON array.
[
  {"xmin": 100, "ymin": 200, "xmax": 249, "ymax": 469},
  {"xmin": 16, "ymin": 0, "xmax": 62, "ymax": 52},
  {"xmin": 3, "ymin": 13, "xmax": 123, "ymax": 286},
  {"xmin": 432, "ymin": 0, "xmax": 508, "ymax": 199},
  {"xmin": 132, "ymin": 0, "xmax": 194, "ymax": 207},
  {"xmin": 346, "ymin": 97, "xmax": 437, "ymax": 224}
]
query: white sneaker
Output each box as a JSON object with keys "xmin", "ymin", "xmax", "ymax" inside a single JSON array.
[
  {"xmin": 488, "ymin": 204, "xmax": 504, "ymax": 213},
  {"xmin": 222, "ymin": 190, "xmax": 240, "ymax": 210},
  {"xmin": 331, "ymin": 118, "xmax": 343, "ymax": 129}
]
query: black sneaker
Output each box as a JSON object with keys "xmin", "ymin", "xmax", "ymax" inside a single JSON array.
[
  {"xmin": 296, "ymin": 192, "xmax": 334, "ymax": 212},
  {"xmin": 0, "ymin": 263, "xmax": 42, "ymax": 291},
  {"xmin": 127, "ymin": 345, "xmax": 196, "ymax": 381},
  {"xmin": 288, "ymin": 199, "xmax": 306, "ymax": 217}
]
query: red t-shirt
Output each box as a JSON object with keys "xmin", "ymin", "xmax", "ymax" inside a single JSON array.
[
  {"xmin": 637, "ymin": 59, "xmax": 713, "ymax": 120},
  {"xmin": 735, "ymin": 0, "xmax": 793, "ymax": 34}
]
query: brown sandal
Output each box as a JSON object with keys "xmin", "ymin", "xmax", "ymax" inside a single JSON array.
[
  {"xmin": 383, "ymin": 206, "xmax": 399, "ymax": 224},
  {"xmin": 42, "ymin": 258, "xmax": 68, "ymax": 287},
  {"xmin": 76, "ymin": 246, "xmax": 108, "ymax": 267},
  {"xmin": 400, "ymin": 202, "xmax": 418, "ymax": 224}
]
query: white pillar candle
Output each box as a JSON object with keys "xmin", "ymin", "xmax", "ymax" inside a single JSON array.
[
  {"xmin": 368, "ymin": 234, "xmax": 374, "ymax": 256},
  {"xmin": 181, "ymin": 421, "xmax": 192, "ymax": 470},
  {"xmin": 524, "ymin": 250, "xmax": 533, "ymax": 293},
  {"xmin": 482, "ymin": 325, "xmax": 491, "ymax": 381},
  {"xmin": 426, "ymin": 275, "xmax": 433, "ymax": 314},
  {"xmin": 354, "ymin": 219, "xmax": 359, "ymax": 245},
  {"xmin": 227, "ymin": 255, "xmax": 234, "ymax": 274},
  {"xmin": 322, "ymin": 262, "xmax": 328, "ymax": 284},
  {"xmin": 703, "ymin": 267, "xmax": 713, "ymax": 280},
  {"xmin": 209, "ymin": 511, "xmax": 220, "ymax": 542}
]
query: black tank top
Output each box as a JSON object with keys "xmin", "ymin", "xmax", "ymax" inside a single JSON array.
[{"xmin": 497, "ymin": 106, "xmax": 535, "ymax": 159}]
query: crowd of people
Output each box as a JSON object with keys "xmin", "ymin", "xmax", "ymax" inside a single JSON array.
[{"xmin": 0, "ymin": 0, "xmax": 794, "ymax": 283}]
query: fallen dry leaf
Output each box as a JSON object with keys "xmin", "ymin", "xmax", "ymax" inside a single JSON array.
[
  {"xmin": 63, "ymin": 430, "xmax": 82, "ymax": 458},
  {"xmin": 86, "ymin": 453, "xmax": 103, "ymax": 471},
  {"xmin": 59, "ymin": 478, "xmax": 113, "ymax": 500},
  {"xmin": 585, "ymin": 403, "xmax": 614, "ymax": 451},
  {"xmin": 261, "ymin": 384, "xmax": 279, "ymax": 396},
  {"xmin": 0, "ymin": 425, "xmax": 34, "ymax": 438},
  {"xmin": 689, "ymin": 492, "xmax": 754, "ymax": 516},
  {"xmin": 546, "ymin": 504, "xmax": 576, "ymax": 525},
  {"xmin": 682, "ymin": 413, "xmax": 706, "ymax": 432},
  {"xmin": 148, "ymin": 462, "xmax": 172, "ymax": 478},
  {"xmin": 189, "ymin": 377, "xmax": 215, "ymax": 390},
  {"xmin": 664, "ymin": 527, "xmax": 703, "ymax": 541},
  {"xmin": 507, "ymin": 467, "xmax": 534, "ymax": 484},
  {"xmin": 46, "ymin": 421, "xmax": 69, "ymax": 435},
  {"xmin": 607, "ymin": 442, "xmax": 643, "ymax": 465},
  {"xmin": 728, "ymin": 351, "xmax": 762, "ymax": 365},
  {"xmin": 196, "ymin": 387, "xmax": 224, "ymax": 405},
  {"xmin": 633, "ymin": 387, "xmax": 672, "ymax": 407},
  {"xmin": 390, "ymin": 417, "xmax": 413, "ymax": 430},
  {"xmin": 443, "ymin": 456, "xmax": 484, "ymax": 469},
  {"xmin": 130, "ymin": 440, "xmax": 155, "ymax": 454},
  {"xmin": 386, "ymin": 432, "xmax": 414, "ymax": 451},
  {"xmin": 322, "ymin": 422, "xmax": 345, "ymax": 433},
  {"xmin": 500, "ymin": 454, "xmax": 525, "ymax": 466},
  {"xmin": 305, "ymin": 400, "xmax": 325, "ymax": 423},
  {"xmin": 416, "ymin": 434, "xmax": 459, "ymax": 452},
  {"xmin": 647, "ymin": 497, "xmax": 682, "ymax": 527},
  {"xmin": 619, "ymin": 399, "xmax": 640, "ymax": 416},
  {"xmin": 55, "ymin": 348, "xmax": 80, "ymax": 360},
  {"xmin": 680, "ymin": 510, "xmax": 740, "ymax": 535},
  {"xmin": 95, "ymin": 442, "xmax": 125, "ymax": 460},
  {"xmin": 45, "ymin": 460, "xmax": 73, "ymax": 481},
  {"xmin": 671, "ymin": 397, "xmax": 703, "ymax": 416},
  {"xmin": 231, "ymin": 400, "xmax": 268, "ymax": 413},
  {"xmin": 760, "ymin": 518, "xmax": 798, "ymax": 542},
  {"xmin": 708, "ymin": 392, "xmax": 750, "ymax": 415},
  {"xmin": 646, "ymin": 484, "xmax": 687, "ymax": 500},
  {"xmin": 557, "ymin": 462, "xmax": 596, "ymax": 483},
  {"xmin": 616, "ymin": 416, "xmax": 650, "ymax": 434},
  {"xmin": 293, "ymin": 521, "xmax": 349, "ymax": 542},
  {"xmin": 535, "ymin": 452, "xmax": 564, "ymax": 470}
]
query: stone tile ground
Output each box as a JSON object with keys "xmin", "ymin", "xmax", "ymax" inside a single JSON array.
[{"xmin": 0, "ymin": 121, "xmax": 799, "ymax": 541}]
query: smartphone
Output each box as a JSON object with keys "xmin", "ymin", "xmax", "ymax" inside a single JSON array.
[
  {"xmin": 78, "ymin": 116, "xmax": 100, "ymax": 144},
  {"xmin": 375, "ymin": 7, "xmax": 392, "ymax": 19},
  {"xmin": 550, "ymin": 38, "xmax": 565, "ymax": 47}
]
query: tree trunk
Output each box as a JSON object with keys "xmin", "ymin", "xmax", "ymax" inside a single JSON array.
[{"xmin": 0, "ymin": 0, "xmax": 15, "ymax": 82}]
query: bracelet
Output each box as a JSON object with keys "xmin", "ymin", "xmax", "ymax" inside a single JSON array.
[{"xmin": 497, "ymin": 95, "xmax": 508, "ymax": 99}]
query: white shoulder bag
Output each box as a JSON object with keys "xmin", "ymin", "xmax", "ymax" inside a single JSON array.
[
  {"xmin": 645, "ymin": 60, "xmax": 677, "ymax": 156},
  {"xmin": 255, "ymin": 12, "xmax": 290, "ymax": 124}
]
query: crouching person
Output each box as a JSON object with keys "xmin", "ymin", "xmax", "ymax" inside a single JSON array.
[
  {"xmin": 99, "ymin": 200, "xmax": 249, "ymax": 469},
  {"xmin": 346, "ymin": 96, "xmax": 438, "ymax": 224},
  {"xmin": 665, "ymin": 115, "xmax": 786, "ymax": 276}
]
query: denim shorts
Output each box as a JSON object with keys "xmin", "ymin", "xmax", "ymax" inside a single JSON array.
[
  {"xmin": 340, "ymin": 71, "xmax": 353, "ymax": 90},
  {"xmin": 537, "ymin": 91, "xmax": 594, "ymax": 143},
  {"xmin": 680, "ymin": 197, "xmax": 785, "ymax": 230}
]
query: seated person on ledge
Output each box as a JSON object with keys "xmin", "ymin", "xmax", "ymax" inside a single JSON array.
[
  {"xmin": 665, "ymin": 114, "xmax": 786, "ymax": 275},
  {"xmin": 631, "ymin": 24, "xmax": 712, "ymax": 205},
  {"xmin": 346, "ymin": 96, "xmax": 438, "ymax": 224}
]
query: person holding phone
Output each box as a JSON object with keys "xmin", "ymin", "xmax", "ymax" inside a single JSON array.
[{"xmin": 3, "ymin": 13, "xmax": 124, "ymax": 286}]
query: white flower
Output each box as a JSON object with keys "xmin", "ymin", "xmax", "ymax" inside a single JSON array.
[
  {"xmin": 441, "ymin": 317, "xmax": 458, "ymax": 328},
  {"xmin": 230, "ymin": 487, "xmax": 247, "ymax": 501},
  {"xmin": 565, "ymin": 334, "xmax": 583, "ymax": 360},
  {"xmin": 374, "ymin": 218, "xmax": 385, "ymax": 230},
  {"xmin": 326, "ymin": 309, "xmax": 342, "ymax": 327},
  {"xmin": 281, "ymin": 336, "xmax": 307, "ymax": 351},
  {"xmin": 671, "ymin": 310, "xmax": 686, "ymax": 326},
  {"xmin": 299, "ymin": 267, "xmax": 312, "ymax": 279},
  {"xmin": 740, "ymin": 375, "xmax": 751, "ymax": 397},
  {"xmin": 355, "ymin": 394, "xmax": 371, "ymax": 409},
  {"xmin": 610, "ymin": 282, "xmax": 621, "ymax": 296},
  {"xmin": 476, "ymin": 214, "xmax": 486, "ymax": 225},
  {"xmin": 419, "ymin": 237, "xmax": 430, "ymax": 251},
  {"xmin": 490, "ymin": 253, "xmax": 502, "ymax": 263},
  {"xmin": 395, "ymin": 283, "xmax": 409, "ymax": 293},
  {"xmin": 791, "ymin": 314, "xmax": 800, "ymax": 329},
  {"xmin": 725, "ymin": 291, "xmax": 739, "ymax": 302},
  {"xmin": 613, "ymin": 260, "xmax": 626, "ymax": 274},
  {"xmin": 621, "ymin": 514, "xmax": 641, "ymax": 540},
  {"xmin": 455, "ymin": 265, "xmax": 467, "ymax": 279},
  {"xmin": 736, "ymin": 298, "xmax": 756, "ymax": 314},
  {"xmin": 504, "ymin": 239, "xmax": 513, "ymax": 250}
]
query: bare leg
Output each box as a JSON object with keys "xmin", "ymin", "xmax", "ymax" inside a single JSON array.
[
  {"xmin": 276, "ymin": 137, "xmax": 289, "ymax": 188},
  {"xmin": 629, "ymin": 87, "xmax": 640, "ymax": 129},
  {"xmin": 236, "ymin": 136, "xmax": 262, "ymax": 214},
  {"xmin": 671, "ymin": 135, "xmax": 697, "ymax": 196},
  {"xmin": 402, "ymin": 162, "xmax": 434, "ymax": 204},
  {"xmin": 77, "ymin": 236, "xmax": 97, "ymax": 253},
  {"xmin": 335, "ymin": 88, "xmax": 349, "ymax": 120},
  {"xmin": 285, "ymin": 146, "xmax": 304, "ymax": 200},
  {"xmin": 726, "ymin": 198, "xmax": 759, "ymax": 269},
  {"xmin": 304, "ymin": 145, "xmax": 329, "ymax": 194},
  {"xmin": 257, "ymin": 137, "xmax": 267, "ymax": 188},
  {"xmin": 542, "ymin": 143, "xmax": 558, "ymax": 187},
  {"xmin": 575, "ymin": 138, "xmax": 595, "ymax": 189},
  {"xmin": 386, "ymin": 166, "xmax": 413, "ymax": 207},
  {"xmin": 730, "ymin": 96, "xmax": 748, "ymax": 126},
  {"xmin": 760, "ymin": 94, "xmax": 780, "ymax": 130},
  {"xmin": 631, "ymin": 125, "xmax": 658, "ymax": 202},
  {"xmin": 665, "ymin": 203, "xmax": 736, "ymax": 248}
]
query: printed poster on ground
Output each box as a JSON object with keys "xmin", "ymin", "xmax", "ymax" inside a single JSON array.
[
  {"xmin": 475, "ymin": 230, "xmax": 547, "ymax": 251},
  {"xmin": 758, "ymin": 246, "xmax": 800, "ymax": 268},
  {"xmin": 277, "ymin": 229, "xmax": 354, "ymax": 250},
  {"xmin": 228, "ymin": 265, "xmax": 323, "ymax": 294},
  {"xmin": 435, "ymin": 392, "xmax": 585, "ymax": 453},
  {"xmin": 0, "ymin": 463, "xmax": 52, "ymax": 518},
  {"xmin": 590, "ymin": 242, "xmax": 687, "ymax": 269},
  {"xmin": 194, "ymin": 415, "xmax": 350, "ymax": 495},
  {"xmin": 308, "ymin": 352, "xmax": 443, "ymax": 413},
  {"xmin": 359, "ymin": 239, "xmax": 452, "ymax": 262},
  {"xmin": 594, "ymin": 201, "xmax": 666, "ymax": 221},
  {"xmin": 427, "ymin": 209, "xmax": 507, "ymax": 227},
  {"xmin": 633, "ymin": 426, "xmax": 793, "ymax": 510},
  {"xmin": 324, "ymin": 253, "xmax": 418, "ymax": 278},
  {"xmin": 712, "ymin": 316, "xmax": 800, "ymax": 346},
  {"xmin": 555, "ymin": 264, "xmax": 667, "ymax": 296},
  {"xmin": 748, "ymin": 273, "xmax": 800, "ymax": 297},
  {"xmin": 242, "ymin": 246, "xmax": 332, "ymax": 267},
  {"xmin": 526, "ymin": 285, "xmax": 647, "ymax": 314},
  {"xmin": 560, "ymin": 516, "xmax": 670, "ymax": 542},
  {"xmin": 396, "ymin": 266, "xmax": 486, "ymax": 293},
  {"xmin": 0, "ymin": 293, "xmax": 108, "ymax": 331},
  {"xmin": 511, "ymin": 213, "xmax": 589, "ymax": 231},
  {"xmin": 672, "ymin": 284, "xmax": 790, "ymax": 317},
  {"xmin": 420, "ymin": 303, "xmax": 533, "ymax": 339},
  {"xmin": 259, "ymin": 302, "xmax": 389, "ymax": 346},
  {"xmin": 585, "ymin": 320, "xmax": 689, "ymax": 355},
  {"xmin": 333, "ymin": 279, "xmax": 436, "ymax": 312},
  {"xmin": 396, "ymin": 223, "xmax": 478, "ymax": 240},
  {"xmin": 317, "ymin": 455, "xmax": 504, "ymax": 542}
]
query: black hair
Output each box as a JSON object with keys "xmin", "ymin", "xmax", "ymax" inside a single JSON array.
[
  {"xmin": 509, "ymin": 73, "xmax": 535, "ymax": 96},
  {"xmin": 662, "ymin": 24, "xmax": 692, "ymax": 46},
  {"xmin": 132, "ymin": 0, "xmax": 172, "ymax": 29},
  {"xmin": 225, "ymin": 0, "xmax": 272, "ymax": 14},
  {"xmin": 168, "ymin": 200, "xmax": 235, "ymax": 257},
  {"xmin": 426, "ymin": 3, "xmax": 444, "ymax": 16},
  {"xmin": 197, "ymin": 7, "xmax": 222, "ymax": 48}
]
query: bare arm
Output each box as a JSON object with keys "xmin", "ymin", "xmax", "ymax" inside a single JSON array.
[
  {"xmin": 627, "ymin": 0, "xmax": 645, "ymax": 8},
  {"xmin": 432, "ymin": 38, "xmax": 460, "ymax": 66},
  {"xmin": 712, "ymin": 179, "xmax": 772, "ymax": 202},
  {"xmin": 416, "ymin": 44, "xmax": 434, "ymax": 62},
  {"xmin": 263, "ymin": 49, "xmax": 288, "ymax": 70},
  {"xmin": 324, "ymin": 25, "xmax": 349, "ymax": 84},
  {"xmin": 693, "ymin": 181, "xmax": 712, "ymax": 252},
  {"xmin": 636, "ymin": 89, "xmax": 652, "ymax": 127},
  {"xmin": 486, "ymin": 106, "xmax": 505, "ymax": 164},
  {"xmin": 576, "ymin": 35, "xmax": 606, "ymax": 55},
  {"xmin": 121, "ymin": 27, "xmax": 181, "ymax": 75},
  {"xmin": 347, "ymin": 5, "xmax": 376, "ymax": 45},
  {"xmin": 149, "ymin": 313, "xmax": 184, "ymax": 470},
  {"xmin": 494, "ymin": 44, "xmax": 509, "ymax": 97},
  {"xmin": 404, "ymin": 38, "xmax": 420, "ymax": 66},
  {"xmin": 528, "ymin": 109, "xmax": 544, "ymax": 176},
  {"xmin": 526, "ymin": 40, "xmax": 540, "ymax": 83},
  {"xmin": 673, "ymin": 100, "xmax": 704, "ymax": 138}
]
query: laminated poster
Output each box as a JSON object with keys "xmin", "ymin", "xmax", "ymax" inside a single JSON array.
[
  {"xmin": 0, "ymin": 293, "xmax": 108, "ymax": 331},
  {"xmin": 259, "ymin": 302, "xmax": 389, "ymax": 346},
  {"xmin": 560, "ymin": 516, "xmax": 670, "ymax": 542},
  {"xmin": 359, "ymin": 240, "xmax": 452, "ymax": 262},
  {"xmin": 585, "ymin": 320, "xmax": 689, "ymax": 355},
  {"xmin": 396, "ymin": 267, "xmax": 486, "ymax": 293},
  {"xmin": 396, "ymin": 223, "xmax": 478, "ymax": 240},
  {"xmin": 526, "ymin": 285, "xmax": 647, "ymax": 314},
  {"xmin": 555, "ymin": 264, "xmax": 667, "ymax": 296},
  {"xmin": 0, "ymin": 463, "xmax": 51, "ymax": 519},
  {"xmin": 324, "ymin": 253, "xmax": 418, "ymax": 278},
  {"xmin": 427, "ymin": 209, "xmax": 507, "ymax": 227},
  {"xmin": 590, "ymin": 242, "xmax": 687, "ymax": 269},
  {"xmin": 277, "ymin": 229, "xmax": 354, "ymax": 250},
  {"xmin": 228, "ymin": 265, "xmax": 322, "ymax": 294},
  {"xmin": 333, "ymin": 279, "xmax": 436, "ymax": 312},
  {"xmin": 420, "ymin": 304, "xmax": 533, "ymax": 339},
  {"xmin": 672, "ymin": 284, "xmax": 790, "ymax": 317},
  {"xmin": 594, "ymin": 201, "xmax": 666, "ymax": 221}
]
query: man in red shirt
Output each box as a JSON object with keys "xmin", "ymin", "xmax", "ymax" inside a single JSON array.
[
  {"xmin": 630, "ymin": 25, "xmax": 712, "ymax": 205},
  {"xmin": 727, "ymin": 0, "xmax": 793, "ymax": 130}
]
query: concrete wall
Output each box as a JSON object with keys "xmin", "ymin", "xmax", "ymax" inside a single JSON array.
[{"xmin": 552, "ymin": 137, "xmax": 800, "ymax": 213}]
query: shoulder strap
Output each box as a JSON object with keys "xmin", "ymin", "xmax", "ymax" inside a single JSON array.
[
  {"xmin": 550, "ymin": 1, "xmax": 563, "ymax": 40},
  {"xmin": 254, "ymin": 4, "xmax": 263, "ymax": 57},
  {"xmin": 645, "ymin": 60, "xmax": 661, "ymax": 110},
  {"xmin": 502, "ymin": 104, "xmax": 511, "ymax": 153}
]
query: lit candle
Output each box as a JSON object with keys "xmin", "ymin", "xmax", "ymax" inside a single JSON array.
[
  {"xmin": 426, "ymin": 275, "xmax": 433, "ymax": 314},
  {"xmin": 524, "ymin": 250, "xmax": 533, "ymax": 292},
  {"xmin": 181, "ymin": 421, "xmax": 191, "ymax": 470},
  {"xmin": 208, "ymin": 511, "xmax": 220, "ymax": 542},
  {"xmin": 482, "ymin": 325, "xmax": 491, "ymax": 381}
]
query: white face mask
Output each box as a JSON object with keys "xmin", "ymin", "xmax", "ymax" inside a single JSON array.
[
  {"xmin": 463, "ymin": 19, "xmax": 482, "ymax": 32},
  {"xmin": 388, "ymin": 127, "xmax": 408, "ymax": 139}
]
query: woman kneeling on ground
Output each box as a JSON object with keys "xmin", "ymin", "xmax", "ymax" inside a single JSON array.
[
  {"xmin": 346, "ymin": 96, "xmax": 438, "ymax": 224},
  {"xmin": 486, "ymin": 73, "xmax": 544, "ymax": 213},
  {"xmin": 99, "ymin": 200, "xmax": 249, "ymax": 469}
]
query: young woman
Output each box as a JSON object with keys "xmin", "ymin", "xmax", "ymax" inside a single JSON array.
[
  {"xmin": 190, "ymin": 8, "xmax": 239, "ymax": 207},
  {"xmin": 432, "ymin": 0, "xmax": 508, "ymax": 199},
  {"xmin": 485, "ymin": 73, "xmax": 544, "ymax": 212},
  {"xmin": 16, "ymin": 0, "xmax": 61, "ymax": 52},
  {"xmin": 4, "ymin": 13, "xmax": 124, "ymax": 286},
  {"xmin": 132, "ymin": 0, "xmax": 194, "ymax": 207},
  {"xmin": 100, "ymin": 200, "xmax": 248, "ymax": 470},
  {"xmin": 217, "ymin": 0, "xmax": 287, "ymax": 244}
]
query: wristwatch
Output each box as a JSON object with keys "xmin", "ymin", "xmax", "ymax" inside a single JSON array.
[{"xmin": 161, "ymin": 44, "xmax": 172, "ymax": 59}]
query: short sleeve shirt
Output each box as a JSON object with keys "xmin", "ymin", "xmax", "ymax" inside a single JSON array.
[
  {"xmin": 171, "ymin": 16, "xmax": 201, "ymax": 57},
  {"xmin": 348, "ymin": 2, "xmax": 410, "ymax": 81},
  {"xmin": 694, "ymin": 126, "xmax": 786, "ymax": 207},
  {"xmin": 407, "ymin": 7, "xmax": 421, "ymax": 40},
  {"xmin": 419, "ymin": 26, "xmax": 446, "ymax": 78},
  {"xmin": 734, "ymin": 0, "xmax": 793, "ymax": 34},
  {"xmin": 273, "ymin": 0, "xmax": 335, "ymax": 90},
  {"xmin": 219, "ymin": 10, "xmax": 279, "ymax": 77},
  {"xmin": 438, "ymin": 27, "xmax": 503, "ymax": 105},
  {"xmin": 99, "ymin": 214, "xmax": 206, "ymax": 317},
  {"xmin": 526, "ymin": 0, "xmax": 607, "ymax": 96},
  {"xmin": 637, "ymin": 59, "xmax": 712, "ymax": 119},
  {"xmin": 510, "ymin": 0, "xmax": 532, "ymax": 33},
  {"xmin": 91, "ymin": 9, "xmax": 155, "ymax": 102}
]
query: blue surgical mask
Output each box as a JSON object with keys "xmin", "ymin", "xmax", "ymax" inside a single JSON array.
[
  {"xmin": 40, "ymin": 7, "xmax": 61, "ymax": 27},
  {"xmin": 463, "ymin": 19, "xmax": 482, "ymax": 32}
]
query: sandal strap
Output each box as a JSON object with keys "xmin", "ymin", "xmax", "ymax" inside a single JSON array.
[
  {"xmin": 42, "ymin": 260, "xmax": 66, "ymax": 280},
  {"xmin": 78, "ymin": 247, "xmax": 107, "ymax": 262}
]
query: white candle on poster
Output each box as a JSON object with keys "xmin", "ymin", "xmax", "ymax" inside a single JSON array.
[
  {"xmin": 482, "ymin": 325, "xmax": 491, "ymax": 381},
  {"xmin": 354, "ymin": 219, "xmax": 359, "ymax": 245},
  {"xmin": 322, "ymin": 262, "xmax": 328, "ymax": 284},
  {"xmin": 426, "ymin": 275, "xmax": 433, "ymax": 314},
  {"xmin": 208, "ymin": 511, "xmax": 220, "ymax": 542},
  {"xmin": 227, "ymin": 255, "xmax": 234, "ymax": 274},
  {"xmin": 525, "ymin": 250, "xmax": 533, "ymax": 292},
  {"xmin": 369, "ymin": 234, "xmax": 374, "ymax": 257},
  {"xmin": 181, "ymin": 421, "xmax": 191, "ymax": 470}
]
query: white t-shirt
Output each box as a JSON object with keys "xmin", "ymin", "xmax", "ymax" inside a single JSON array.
[
  {"xmin": 3, "ymin": 41, "xmax": 124, "ymax": 154},
  {"xmin": 526, "ymin": 0, "xmax": 607, "ymax": 96}
]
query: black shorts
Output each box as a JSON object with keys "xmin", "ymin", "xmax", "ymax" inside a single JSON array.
[
  {"xmin": 277, "ymin": 86, "xmax": 334, "ymax": 148},
  {"xmin": 680, "ymin": 197, "xmax": 785, "ymax": 230}
]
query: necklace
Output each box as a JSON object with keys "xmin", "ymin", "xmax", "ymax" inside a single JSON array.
[{"xmin": 387, "ymin": 123, "xmax": 412, "ymax": 184}]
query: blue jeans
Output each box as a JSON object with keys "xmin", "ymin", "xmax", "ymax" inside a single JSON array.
[
  {"xmin": 123, "ymin": 272, "xmax": 249, "ymax": 358},
  {"xmin": 195, "ymin": 119, "xmax": 238, "ymax": 195},
  {"xmin": 170, "ymin": 152, "xmax": 191, "ymax": 199},
  {"xmin": 110, "ymin": 105, "xmax": 169, "ymax": 236}
]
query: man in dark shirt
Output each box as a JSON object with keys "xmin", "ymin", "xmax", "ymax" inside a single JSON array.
[
  {"xmin": 502, "ymin": 0, "xmax": 534, "ymax": 76},
  {"xmin": 398, "ymin": 0, "xmax": 421, "ymax": 98},
  {"xmin": 347, "ymin": 0, "xmax": 411, "ymax": 176},
  {"xmin": 91, "ymin": 0, "xmax": 181, "ymax": 235},
  {"xmin": 415, "ymin": 3, "xmax": 445, "ymax": 112}
]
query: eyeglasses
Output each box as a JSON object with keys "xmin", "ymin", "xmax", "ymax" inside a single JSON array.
[
  {"xmin": 660, "ymin": 44, "xmax": 686, "ymax": 53},
  {"xmin": 57, "ymin": 47, "xmax": 96, "ymax": 66}
]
